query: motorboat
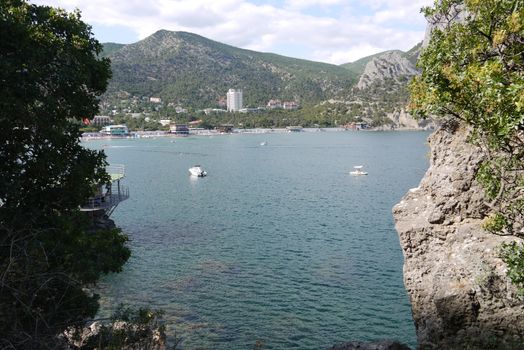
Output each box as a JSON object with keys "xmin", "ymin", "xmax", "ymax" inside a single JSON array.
[
  {"xmin": 260, "ymin": 141, "xmax": 268, "ymax": 146},
  {"xmin": 189, "ymin": 165, "xmax": 207, "ymax": 177},
  {"xmin": 350, "ymin": 165, "xmax": 368, "ymax": 176}
]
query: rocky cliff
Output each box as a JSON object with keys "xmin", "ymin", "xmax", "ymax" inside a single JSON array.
[
  {"xmin": 422, "ymin": 4, "xmax": 467, "ymax": 48},
  {"xmin": 341, "ymin": 47, "xmax": 434, "ymax": 130},
  {"xmin": 393, "ymin": 121, "xmax": 524, "ymax": 349},
  {"xmin": 385, "ymin": 109, "xmax": 435, "ymax": 130},
  {"xmin": 356, "ymin": 51, "xmax": 419, "ymax": 90}
]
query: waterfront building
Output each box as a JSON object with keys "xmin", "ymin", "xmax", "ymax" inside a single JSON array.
[
  {"xmin": 100, "ymin": 124, "xmax": 129, "ymax": 136},
  {"xmin": 170, "ymin": 123, "xmax": 190, "ymax": 135},
  {"xmin": 217, "ymin": 124, "xmax": 234, "ymax": 133},
  {"xmin": 226, "ymin": 89, "xmax": 243, "ymax": 112}
]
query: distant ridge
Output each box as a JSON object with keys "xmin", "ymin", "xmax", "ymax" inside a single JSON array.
[
  {"xmin": 333, "ymin": 42, "xmax": 430, "ymax": 129},
  {"xmin": 101, "ymin": 30, "xmax": 358, "ymax": 108},
  {"xmin": 340, "ymin": 50, "xmax": 404, "ymax": 76},
  {"xmin": 100, "ymin": 42, "xmax": 125, "ymax": 58},
  {"xmin": 340, "ymin": 42, "xmax": 422, "ymax": 77}
]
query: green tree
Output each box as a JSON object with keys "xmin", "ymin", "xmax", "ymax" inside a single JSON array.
[
  {"xmin": 410, "ymin": 0, "xmax": 524, "ymax": 289},
  {"xmin": 0, "ymin": 1, "xmax": 130, "ymax": 347}
]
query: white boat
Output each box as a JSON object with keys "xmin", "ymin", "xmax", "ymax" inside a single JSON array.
[
  {"xmin": 350, "ymin": 165, "xmax": 368, "ymax": 176},
  {"xmin": 189, "ymin": 165, "xmax": 207, "ymax": 177},
  {"xmin": 260, "ymin": 141, "xmax": 268, "ymax": 146}
]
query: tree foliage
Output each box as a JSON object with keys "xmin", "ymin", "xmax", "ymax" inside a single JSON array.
[
  {"xmin": 409, "ymin": 0, "xmax": 524, "ymax": 289},
  {"xmin": 0, "ymin": 1, "xmax": 130, "ymax": 347}
]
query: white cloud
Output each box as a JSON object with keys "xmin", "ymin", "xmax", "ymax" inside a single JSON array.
[
  {"xmin": 31, "ymin": 0, "xmax": 433, "ymax": 64},
  {"xmin": 313, "ymin": 44, "xmax": 385, "ymax": 65},
  {"xmin": 284, "ymin": 0, "xmax": 345, "ymax": 10}
]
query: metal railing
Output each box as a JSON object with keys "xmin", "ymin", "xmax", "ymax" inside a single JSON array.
[
  {"xmin": 107, "ymin": 164, "xmax": 125, "ymax": 179},
  {"xmin": 80, "ymin": 186, "xmax": 129, "ymax": 212},
  {"xmin": 80, "ymin": 164, "xmax": 129, "ymax": 215}
]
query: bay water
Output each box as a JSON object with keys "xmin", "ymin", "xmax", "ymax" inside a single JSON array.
[{"xmin": 86, "ymin": 130, "xmax": 430, "ymax": 349}]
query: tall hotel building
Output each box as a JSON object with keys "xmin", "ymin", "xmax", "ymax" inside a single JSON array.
[{"xmin": 226, "ymin": 89, "xmax": 243, "ymax": 112}]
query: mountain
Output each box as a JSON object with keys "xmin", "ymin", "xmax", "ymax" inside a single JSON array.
[
  {"xmin": 100, "ymin": 32, "xmax": 429, "ymax": 129},
  {"xmin": 100, "ymin": 43, "xmax": 125, "ymax": 58},
  {"xmin": 102, "ymin": 30, "xmax": 358, "ymax": 108},
  {"xmin": 330, "ymin": 43, "xmax": 432, "ymax": 129},
  {"xmin": 340, "ymin": 43, "xmax": 421, "ymax": 88},
  {"xmin": 356, "ymin": 50, "xmax": 419, "ymax": 89},
  {"xmin": 341, "ymin": 50, "xmax": 404, "ymax": 76}
]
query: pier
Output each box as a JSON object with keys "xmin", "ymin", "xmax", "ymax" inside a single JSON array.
[{"xmin": 81, "ymin": 164, "xmax": 129, "ymax": 217}]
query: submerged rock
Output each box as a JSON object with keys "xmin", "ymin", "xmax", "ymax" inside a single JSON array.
[
  {"xmin": 328, "ymin": 340, "xmax": 411, "ymax": 350},
  {"xmin": 393, "ymin": 122, "xmax": 524, "ymax": 349}
]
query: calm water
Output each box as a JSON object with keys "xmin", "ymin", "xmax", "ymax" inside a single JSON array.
[{"xmin": 86, "ymin": 130, "xmax": 430, "ymax": 349}]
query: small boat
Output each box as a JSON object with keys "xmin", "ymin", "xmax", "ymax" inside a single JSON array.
[
  {"xmin": 189, "ymin": 165, "xmax": 207, "ymax": 177},
  {"xmin": 350, "ymin": 165, "xmax": 368, "ymax": 176},
  {"xmin": 260, "ymin": 141, "xmax": 268, "ymax": 146}
]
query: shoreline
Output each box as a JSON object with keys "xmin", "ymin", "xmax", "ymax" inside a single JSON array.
[{"xmin": 81, "ymin": 126, "xmax": 434, "ymax": 141}]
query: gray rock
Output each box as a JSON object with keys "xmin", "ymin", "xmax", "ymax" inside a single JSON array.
[
  {"xmin": 386, "ymin": 109, "xmax": 436, "ymax": 131},
  {"xmin": 422, "ymin": 4, "xmax": 467, "ymax": 48},
  {"xmin": 393, "ymin": 123, "xmax": 524, "ymax": 349},
  {"xmin": 357, "ymin": 51, "xmax": 419, "ymax": 90}
]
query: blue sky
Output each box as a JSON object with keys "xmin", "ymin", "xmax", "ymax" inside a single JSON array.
[{"xmin": 31, "ymin": 0, "xmax": 433, "ymax": 64}]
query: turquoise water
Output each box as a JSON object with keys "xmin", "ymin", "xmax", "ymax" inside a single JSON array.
[{"xmin": 87, "ymin": 131, "xmax": 430, "ymax": 349}]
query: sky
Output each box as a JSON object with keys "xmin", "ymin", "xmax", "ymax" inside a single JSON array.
[{"xmin": 31, "ymin": 0, "xmax": 433, "ymax": 64}]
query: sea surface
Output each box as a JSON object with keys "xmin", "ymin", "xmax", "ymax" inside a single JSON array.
[{"xmin": 85, "ymin": 130, "xmax": 430, "ymax": 349}]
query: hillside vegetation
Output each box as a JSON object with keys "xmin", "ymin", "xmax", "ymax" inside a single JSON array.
[
  {"xmin": 103, "ymin": 30, "xmax": 358, "ymax": 108},
  {"xmin": 100, "ymin": 31, "xmax": 426, "ymax": 129}
]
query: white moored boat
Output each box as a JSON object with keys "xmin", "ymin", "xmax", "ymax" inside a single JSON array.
[
  {"xmin": 189, "ymin": 165, "xmax": 207, "ymax": 177},
  {"xmin": 350, "ymin": 165, "xmax": 368, "ymax": 176}
]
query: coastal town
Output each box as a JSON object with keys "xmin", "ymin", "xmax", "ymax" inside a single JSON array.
[{"xmin": 85, "ymin": 88, "xmax": 371, "ymax": 138}]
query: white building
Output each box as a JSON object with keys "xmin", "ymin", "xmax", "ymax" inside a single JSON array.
[
  {"xmin": 226, "ymin": 89, "xmax": 243, "ymax": 112},
  {"xmin": 267, "ymin": 99, "xmax": 282, "ymax": 109},
  {"xmin": 100, "ymin": 125, "xmax": 129, "ymax": 136},
  {"xmin": 283, "ymin": 101, "xmax": 299, "ymax": 110}
]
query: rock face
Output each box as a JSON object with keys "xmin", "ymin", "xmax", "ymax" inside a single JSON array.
[
  {"xmin": 386, "ymin": 109, "xmax": 436, "ymax": 130},
  {"xmin": 422, "ymin": 4, "xmax": 467, "ymax": 48},
  {"xmin": 86, "ymin": 212, "xmax": 116, "ymax": 233},
  {"xmin": 357, "ymin": 51, "xmax": 419, "ymax": 90},
  {"xmin": 393, "ymin": 121, "xmax": 524, "ymax": 349}
]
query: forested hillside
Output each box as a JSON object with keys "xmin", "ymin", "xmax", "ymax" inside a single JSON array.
[{"xmin": 102, "ymin": 30, "xmax": 358, "ymax": 108}]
